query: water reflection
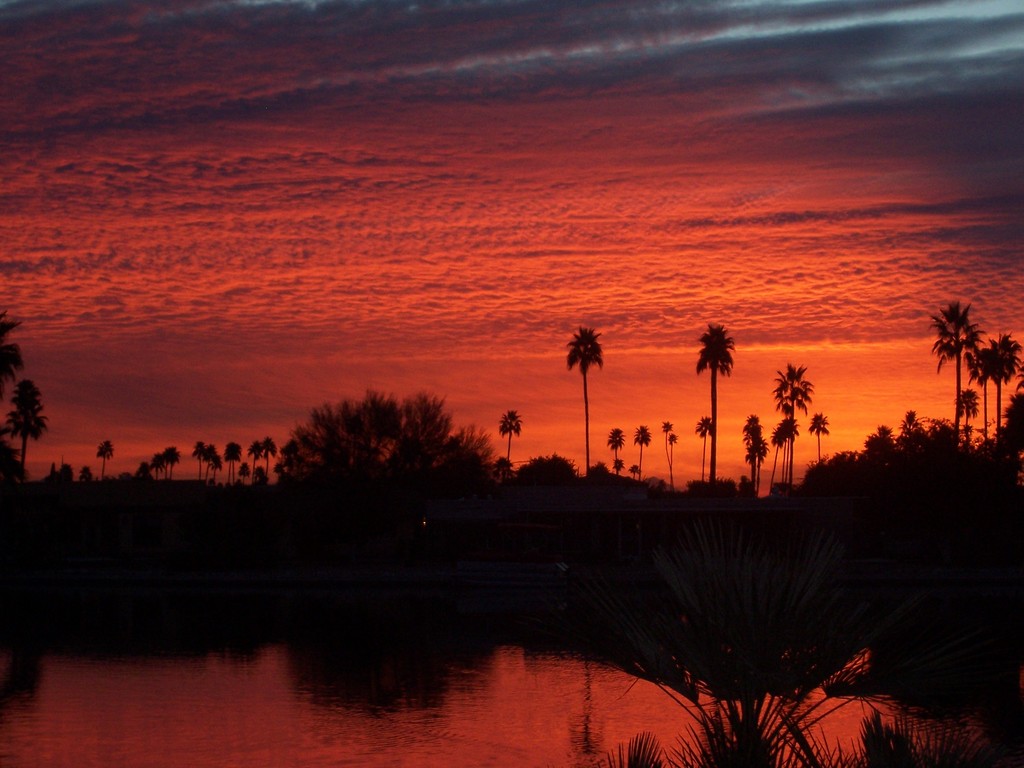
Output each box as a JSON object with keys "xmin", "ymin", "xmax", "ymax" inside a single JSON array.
[{"xmin": 0, "ymin": 588, "xmax": 1021, "ymax": 767}]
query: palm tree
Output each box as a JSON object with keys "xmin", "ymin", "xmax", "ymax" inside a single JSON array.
[
  {"xmin": 0, "ymin": 311, "xmax": 23, "ymax": 398},
  {"xmin": 633, "ymin": 425, "xmax": 652, "ymax": 481},
  {"xmin": 208, "ymin": 452, "xmax": 223, "ymax": 484},
  {"xmin": 607, "ymin": 427, "xmax": 626, "ymax": 474},
  {"xmin": 628, "ymin": 464, "xmax": 640, "ymax": 481},
  {"xmin": 696, "ymin": 324, "xmax": 734, "ymax": 486},
  {"xmin": 613, "ymin": 457, "xmax": 625, "ymax": 475},
  {"xmin": 667, "ymin": 432, "xmax": 678, "ymax": 491},
  {"xmin": 238, "ymin": 462, "xmax": 251, "ymax": 484},
  {"xmin": 261, "ymin": 436, "xmax": 277, "ymax": 477},
  {"xmin": 808, "ymin": 412, "xmax": 830, "ymax": 462},
  {"xmin": 566, "ymin": 326, "xmax": 604, "ymax": 476},
  {"xmin": 162, "ymin": 446, "xmax": 180, "ymax": 479},
  {"xmin": 661, "ymin": 421, "xmax": 674, "ymax": 489},
  {"xmin": 772, "ymin": 364, "xmax": 813, "ymax": 486},
  {"xmin": 223, "ymin": 442, "xmax": 242, "ymax": 484},
  {"xmin": 150, "ymin": 452, "xmax": 167, "ymax": 479},
  {"xmin": 498, "ymin": 410, "xmax": 523, "ymax": 463},
  {"xmin": 969, "ymin": 344, "xmax": 997, "ymax": 440},
  {"xmin": 694, "ymin": 416, "xmax": 712, "ymax": 482},
  {"xmin": 192, "ymin": 440, "xmax": 208, "ymax": 479},
  {"xmin": 96, "ymin": 440, "xmax": 114, "ymax": 480},
  {"xmin": 78, "ymin": 465, "xmax": 93, "ymax": 482},
  {"xmin": 990, "ymin": 333, "xmax": 1021, "ymax": 436},
  {"xmin": 7, "ymin": 379, "xmax": 47, "ymax": 478},
  {"xmin": 742, "ymin": 415, "xmax": 767, "ymax": 496},
  {"xmin": 768, "ymin": 418, "xmax": 796, "ymax": 493},
  {"xmin": 959, "ymin": 388, "xmax": 980, "ymax": 444},
  {"xmin": 931, "ymin": 301, "xmax": 982, "ymax": 437},
  {"xmin": 247, "ymin": 440, "xmax": 263, "ymax": 479},
  {"xmin": 201, "ymin": 443, "xmax": 220, "ymax": 482}
]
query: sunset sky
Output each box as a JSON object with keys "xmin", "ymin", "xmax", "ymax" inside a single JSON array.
[{"xmin": 2, "ymin": 0, "xmax": 1023, "ymax": 484}]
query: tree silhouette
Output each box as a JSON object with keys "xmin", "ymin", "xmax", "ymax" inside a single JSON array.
[
  {"xmin": 150, "ymin": 451, "xmax": 167, "ymax": 479},
  {"xmin": 768, "ymin": 418, "xmax": 796, "ymax": 492},
  {"xmin": 96, "ymin": 440, "xmax": 114, "ymax": 480},
  {"xmin": 742, "ymin": 415, "xmax": 767, "ymax": 496},
  {"xmin": 607, "ymin": 427, "xmax": 626, "ymax": 474},
  {"xmin": 498, "ymin": 410, "xmax": 523, "ymax": 463},
  {"xmin": 223, "ymin": 442, "xmax": 242, "ymax": 484},
  {"xmin": 7, "ymin": 379, "xmax": 47, "ymax": 478},
  {"xmin": 667, "ymin": 431, "xmax": 678, "ymax": 490},
  {"xmin": 566, "ymin": 327, "xmax": 603, "ymax": 476},
  {"xmin": 261, "ymin": 436, "xmax": 277, "ymax": 478},
  {"xmin": 201, "ymin": 443, "xmax": 220, "ymax": 482},
  {"xmin": 238, "ymin": 462, "xmax": 251, "ymax": 484},
  {"xmin": 696, "ymin": 324, "xmax": 734, "ymax": 486},
  {"xmin": 969, "ymin": 344, "xmax": 996, "ymax": 440},
  {"xmin": 247, "ymin": 440, "xmax": 263, "ymax": 479},
  {"xmin": 193, "ymin": 441, "xmax": 208, "ymax": 479},
  {"xmin": 0, "ymin": 311, "xmax": 23, "ymax": 399},
  {"xmin": 0, "ymin": 427, "xmax": 23, "ymax": 485},
  {"xmin": 808, "ymin": 412, "xmax": 830, "ymax": 462},
  {"xmin": 931, "ymin": 301, "xmax": 982, "ymax": 437},
  {"xmin": 990, "ymin": 333, "xmax": 1021, "ymax": 436},
  {"xmin": 959, "ymin": 388, "xmax": 979, "ymax": 444},
  {"xmin": 613, "ymin": 457, "xmax": 625, "ymax": 475},
  {"xmin": 79, "ymin": 465, "xmax": 93, "ymax": 482},
  {"xmin": 628, "ymin": 464, "xmax": 640, "ymax": 480},
  {"xmin": 162, "ymin": 446, "xmax": 180, "ymax": 479},
  {"xmin": 695, "ymin": 416, "xmax": 712, "ymax": 483},
  {"xmin": 772, "ymin": 364, "xmax": 813, "ymax": 487},
  {"xmin": 661, "ymin": 421, "xmax": 674, "ymax": 490},
  {"xmin": 633, "ymin": 425, "xmax": 652, "ymax": 481}
]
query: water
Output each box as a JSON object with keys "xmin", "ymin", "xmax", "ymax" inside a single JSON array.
[{"xmin": 1, "ymin": 588, "xmax": 1021, "ymax": 767}]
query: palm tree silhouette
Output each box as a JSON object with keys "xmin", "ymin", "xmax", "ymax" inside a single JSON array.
[
  {"xmin": 96, "ymin": 440, "xmax": 114, "ymax": 480},
  {"xmin": 696, "ymin": 324, "xmax": 734, "ymax": 486},
  {"xmin": 0, "ymin": 311, "xmax": 23, "ymax": 398},
  {"xmin": 931, "ymin": 301, "xmax": 982, "ymax": 437},
  {"xmin": 223, "ymin": 442, "xmax": 242, "ymax": 484},
  {"xmin": 989, "ymin": 333, "xmax": 1021, "ymax": 436},
  {"xmin": 247, "ymin": 440, "xmax": 264, "ymax": 480},
  {"xmin": 694, "ymin": 416, "xmax": 712, "ymax": 482},
  {"xmin": 162, "ymin": 446, "xmax": 180, "ymax": 479},
  {"xmin": 742, "ymin": 415, "xmax": 766, "ymax": 495},
  {"xmin": 150, "ymin": 452, "xmax": 167, "ymax": 479},
  {"xmin": 772, "ymin": 364, "xmax": 813, "ymax": 486},
  {"xmin": 260, "ymin": 436, "xmax": 277, "ymax": 477},
  {"xmin": 808, "ymin": 412, "xmax": 830, "ymax": 462},
  {"xmin": 633, "ymin": 425, "xmax": 652, "ymax": 481},
  {"xmin": 607, "ymin": 428, "xmax": 625, "ymax": 474},
  {"xmin": 7, "ymin": 379, "xmax": 47, "ymax": 478},
  {"xmin": 566, "ymin": 327, "xmax": 604, "ymax": 476},
  {"xmin": 668, "ymin": 431, "xmax": 678, "ymax": 490},
  {"xmin": 768, "ymin": 418, "xmax": 796, "ymax": 493},
  {"xmin": 969, "ymin": 345, "xmax": 996, "ymax": 440},
  {"xmin": 238, "ymin": 462, "xmax": 251, "ymax": 484},
  {"xmin": 201, "ymin": 444, "xmax": 220, "ymax": 482},
  {"xmin": 498, "ymin": 410, "xmax": 523, "ymax": 463},
  {"xmin": 192, "ymin": 441, "xmax": 208, "ymax": 479},
  {"xmin": 613, "ymin": 457, "xmax": 625, "ymax": 475},
  {"xmin": 959, "ymin": 388, "xmax": 980, "ymax": 444},
  {"xmin": 661, "ymin": 421, "xmax": 674, "ymax": 489},
  {"xmin": 628, "ymin": 464, "xmax": 640, "ymax": 481}
]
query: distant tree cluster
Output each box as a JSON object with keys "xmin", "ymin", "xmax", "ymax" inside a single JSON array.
[
  {"xmin": 0, "ymin": 311, "xmax": 48, "ymax": 484},
  {"xmin": 276, "ymin": 391, "xmax": 493, "ymax": 498}
]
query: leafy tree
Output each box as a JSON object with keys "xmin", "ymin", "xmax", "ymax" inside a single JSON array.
[
  {"xmin": 96, "ymin": 440, "xmax": 114, "ymax": 480},
  {"xmin": 566, "ymin": 326, "xmax": 604, "ymax": 475},
  {"xmin": 633, "ymin": 425, "xmax": 652, "ymax": 480},
  {"xmin": 808, "ymin": 412, "xmax": 830, "ymax": 462},
  {"xmin": 223, "ymin": 442, "xmax": 242, "ymax": 484},
  {"xmin": 1003, "ymin": 393, "xmax": 1024, "ymax": 457},
  {"xmin": 498, "ymin": 410, "xmax": 523, "ymax": 463},
  {"xmin": 0, "ymin": 426, "xmax": 22, "ymax": 486},
  {"xmin": 0, "ymin": 311, "xmax": 23, "ymax": 398},
  {"xmin": 696, "ymin": 324, "xmax": 734, "ymax": 486},
  {"xmin": 7, "ymin": 379, "xmax": 47, "ymax": 478},
  {"xmin": 695, "ymin": 416, "xmax": 712, "ymax": 482},
  {"xmin": 607, "ymin": 427, "xmax": 626, "ymax": 473},
  {"xmin": 515, "ymin": 454, "xmax": 578, "ymax": 485},
  {"xmin": 931, "ymin": 301, "xmax": 982, "ymax": 437},
  {"xmin": 78, "ymin": 465, "xmax": 92, "ymax": 482}
]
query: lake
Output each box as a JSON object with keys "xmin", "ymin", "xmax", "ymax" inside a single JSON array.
[{"xmin": 1, "ymin": 586, "xmax": 1022, "ymax": 767}]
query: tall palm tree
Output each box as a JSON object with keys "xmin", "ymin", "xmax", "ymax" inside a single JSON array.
[
  {"xmin": 990, "ymin": 333, "xmax": 1021, "ymax": 436},
  {"xmin": 808, "ymin": 412, "xmax": 830, "ymax": 462},
  {"xmin": 772, "ymin": 364, "xmax": 813, "ymax": 486},
  {"xmin": 498, "ymin": 410, "xmax": 523, "ymax": 462},
  {"xmin": 7, "ymin": 379, "xmax": 47, "ymax": 478},
  {"xmin": 223, "ymin": 442, "xmax": 242, "ymax": 484},
  {"xmin": 96, "ymin": 440, "xmax": 114, "ymax": 480},
  {"xmin": 162, "ymin": 446, "xmax": 180, "ymax": 479},
  {"xmin": 696, "ymin": 324, "xmax": 734, "ymax": 486},
  {"xmin": 238, "ymin": 462, "xmax": 251, "ymax": 485},
  {"xmin": 661, "ymin": 421, "xmax": 674, "ymax": 489},
  {"xmin": 694, "ymin": 416, "xmax": 712, "ymax": 483},
  {"xmin": 667, "ymin": 432, "xmax": 678, "ymax": 491},
  {"xmin": 150, "ymin": 452, "xmax": 167, "ymax": 479},
  {"xmin": 931, "ymin": 301, "xmax": 982, "ymax": 437},
  {"xmin": 261, "ymin": 436, "xmax": 277, "ymax": 477},
  {"xmin": 566, "ymin": 326, "xmax": 604, "ymax": 475},
  {"xmin": 193, "ymin": 440, "xmax": 208, "ymax": 479},
  {"xmin": 607, "ymin": 427, "xmax": 626, "ymax": 474},
  {"xmin": 969, "ymin": 344, "xmax": 997, "ymax": 440},
  {"xmin": 0, "ymin": 311, "xmax": 23, "ymax": 399},
  {"xmin": 633, "ymin": 425, "xmax": 652, "ymax": 481},
  {"xmin": 201, "ymin": 443, "xmax": 220, "ymax": 482},
  {"xmin": 768, "ymin": 418, "xmax": 796, "ymax": 493},
  {"xmin": 742, "ymin": 415, "xmax": 767, "ymax": 496}
]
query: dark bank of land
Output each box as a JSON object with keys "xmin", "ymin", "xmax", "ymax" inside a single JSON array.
[{"xmin": 1, "ymin": 479, "xmax": 1021, "ymax": 597}]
